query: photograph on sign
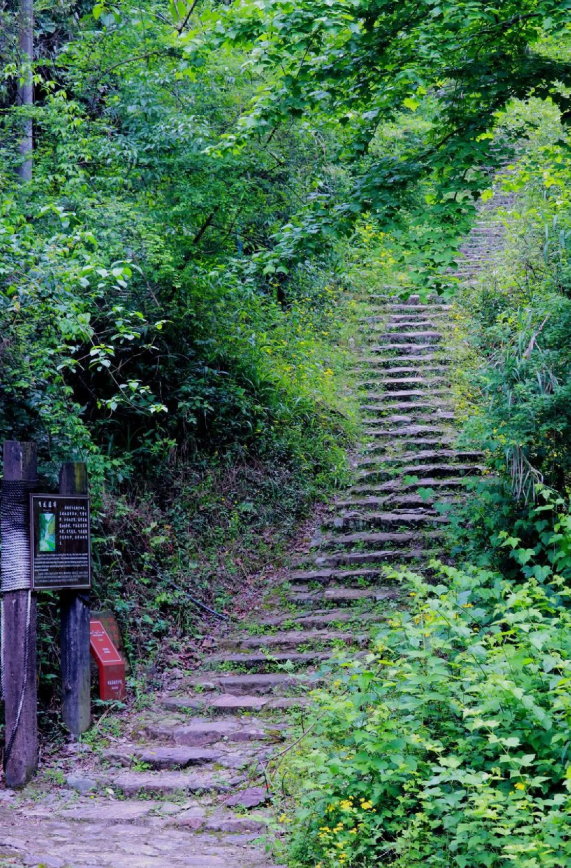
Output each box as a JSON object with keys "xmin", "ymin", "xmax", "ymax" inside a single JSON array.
[
  {"xmin": 30, "ymin": 495, "xmax": 92, "ymax": 590},
  {"xmin": 38, "ymin": 512, "xmax": 56, "ymax": 552}
]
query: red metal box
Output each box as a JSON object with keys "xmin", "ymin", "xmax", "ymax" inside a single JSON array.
[{"xmin": 89, "ymin": 619, "xmax": 126, "ymax": 701}]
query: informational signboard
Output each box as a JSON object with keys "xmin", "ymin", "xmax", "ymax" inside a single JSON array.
[
  {"xmin": 30, "ymin": 495, "xmax": 91, "ymax": 590},
  {"xmin": 89, "ymin": 619, "xmax": 126, "ymax": 701}
]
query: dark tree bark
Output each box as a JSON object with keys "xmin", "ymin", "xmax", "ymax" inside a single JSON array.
[{"xmin": 16, "ymin": 0, "xmax": 33, "ymax": 182}]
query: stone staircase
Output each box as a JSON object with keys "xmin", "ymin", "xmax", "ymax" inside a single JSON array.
[{"xmin": 0, "ymin": 208, "xmax": 508, "ymax": 868}]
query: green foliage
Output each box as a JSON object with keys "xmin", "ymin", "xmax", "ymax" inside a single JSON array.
[
  {"xmin": 0, "ymin": 0, "xmax": 359, "ymax": 693},
  {"xmin": 279, "ymin": 543, "xmax": 571, "ymax": 867},
  {"xmin": 189, "ymin": 0, "xmax": 571, "ymax": 275}
]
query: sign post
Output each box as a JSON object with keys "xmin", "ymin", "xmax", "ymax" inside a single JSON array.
[
  {"xmin": 1, "ymin": 442, "xmax": 38, "ymax": 787},
  {"xmin": 58, "ymin": 463, "xmax": 91, "ymax": 736}
]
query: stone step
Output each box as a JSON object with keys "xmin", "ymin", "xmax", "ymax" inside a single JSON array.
[
  {"xmin": 355, "ymin": 462, "xmax": 482, "ymax": 482},
  {"xmin": 367, "ymin": 437, "xmax": 456, "ymax": 450},
  {"xmin": 381, "ymin": 377, "xmax": 446, "ymax": 389},
  {"xmin": 258, "ymin": 608, "xmax": 383, "ymax": 629},
  {"xmin": 362, "ymin": 446, "xmax": 483, "ymax": 461},
  {"xmin": 360, "ymin": 316, "xmax": 447, "ymax": 325},
  {"xmin": 0, "ymin": 814, "xmax": 281, "ymax": 868},
  {"xmin": 385, "ymin": 303, "xmax": 452, "ymax": 311},
  {"xmin": 289, "ymin": 566, "xmax": 394, "ymax": 585},
  {"xmin": 372, "ymin": 331, "xmax": 443, "ymax": 343},
  {"xmin": 222, "ymin": 630, "xmax": 364, "ymax": 651},
  {"xmin": 301, "ymin": 548, "xmax": 428, "ymax": 567},
  {"xmin": 335, "ymin": 493, "xmax": 456, "ymax": 510},
  {"xmin": 143, "ymin": 717, "xmax": 285, "ymax": 746},
  {"xmin": 318, "ymin": 528, "xmax": 444, "ymax": 550},
  {"xmin": 312, "ymin": 529, "xmax": 421, "ymax": 549},
  {"xmin": 98, "ymin": 769, "xmax": 242, "ymax": 797},
  {"xmin": 203, "ymin": 650, "xmax": 331, "ymax": 670},
  {"xmin": 361, "ymin": 389, "xmax": 448, "ymax": 401},
  {"xmin": 164, "ymin": 692, "xmax": 308, "ymax": 714},
  {"xmin": 355, "ymin": 368, "xmax": 447, "ymax": 382},
  {"xmin": 361, "ymin": 411, "xmax": 453, "ymax": 425},
  {"xmin": 385, "ymin": 314, "xmax": 448, "ymax": 323},
  {"xmin": 186, "ymin": 673, "xmax": 298, "ymax": 695},
  {"xmin": 364, "ymin": 425, "xmax": 452, "ymax": 439},
  {"xmin": 361, "ymin": 413, "xmax": 455, "ymax": 426},
  {"xmin": 286, "ymin": 586, "xmax": 401, "ymax": 607},
  {"xmin": 325, "ymin": 511, "xmax": 447, "ymax": 532},
  {"xmin": 356, "ymin": 354, "xmax": 441, "ymax": 367},
  {"xmin": 102, "ymin": 745, "xmax": 224, "ymax": 770},
  {"xmin": 347, "ymin": 477, "xmax": 470, "ymax": 495},
  {"xmin": 369, "ymin": 343, "xmax": 440, "ymax": 354},
  {"xmin": 162, "ymin": 694, "xmax": 270, "ymax": 714}
]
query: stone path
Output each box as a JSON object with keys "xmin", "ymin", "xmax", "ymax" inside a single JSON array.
[{"xmin": 0, "ymin": 207, "xmax": 508, "ymax": 868}]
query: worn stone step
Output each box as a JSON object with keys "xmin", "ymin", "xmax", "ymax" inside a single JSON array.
[
  {"xmin": 362, "ymin": 446, "xmax": 483, "ymax": 461},
  {"xmin": 325, "ymin": 511, "xmax": 447, "ymax": 532},
  {"xmin": 203, "ymin": 650, "xmax": 331, "ymax": 670},
  {"xmin": 369, "ymin": 343, "xmax": 440, "ymax": 355},
  {"xmin": 384, "ymin": 317, "xmax": 448, "ymax": 326},
  {"xmin": 381, "ymin": 377, "xmax": 446, "ymax": 389},
  {"xmin": 336, "ymin": 493, "xmax": 456, "ymax": 510},
  {"xmin": 289, "ymin": 566, "xmax": 394, "ymax": 584},
  {"xmin": 0, "ymin": 813, "xmax": 281, "ymax": 868},
  {"xmin": 355, "ymin": 462, "xmax": 482, "ymax": 482},
  {"xmin": 162, "ymin": 694, "xmax": 270, "ymax": 714},
  {"xmin": 102, "ymin": 745, "xmax": 224, "ymax": 770},
  {"xmin": 304, "ymin": 548, "xmax": 427, "ymax": 567},
  {"xmin": 171, "ymin": 808, "xmax": 270, "ymax": 834},
  {"xmin": 362, "ymin": 414, "xmax": 456, "ymax": 429},
  {"xmin": 143, "ymin": 718, "xmax": 284, "ymax": 746},
  {"xmin": 347, "ymin": 477, "xmax": 470, "ymax": 496},
  {"xmin": 258, "ymin": 608, "xmax": 383, "ymax": 629},
  {"xmin": 360, "ymin": 316, "xmax": 447, "ymax": 326},
  {"xmin": 312, "ymin": 529, "xmax": 421, "ymax": 550},
  {"xmin": 185, "ymin": 673, "xmax": 298, "ymax": 695},
  {"xmin": 385, "ymin": 303, "xmax": 452, "ymax": 311},
  {"xmin": 318, "ymin": 528, "xmax": 444, "ymax": 550},
  {"xmin": 356, "ymin": 352, "xmax": 440, "ymax": 364},
  {"xmin": 223, "ymin": 630, "xmax": 365, "ymax": 651},
  {"xmin": 362, "ymin": 389, "xmax": 448, "ymax": 402},
  {"xmin": 286, "ymin": 586, "xmax": 401, "ymax": 607},
  {"xmin": 98, "ymin": 769, "xmax": 241, "ymax": 797},
  {"xmin": 361, "ymin": 413, "xmax": 452, "ymax": 427},
  {"xmin": 373, "ymin": 331, "xmax": 443, "ymax": 343},
  {"xmin": 364, "ymin": 425, "xmax": 451, "ymax": 440}
]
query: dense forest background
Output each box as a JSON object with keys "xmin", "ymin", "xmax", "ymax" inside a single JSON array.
[{"xmin": 4, "ymin": 4, "xmax": 571, "ymax": 838}]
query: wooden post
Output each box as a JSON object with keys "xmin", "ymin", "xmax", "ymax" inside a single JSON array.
[
  {"xmin": 59, "ymin": 462, "xmax": 91, "ymax": 736},
  {"xmin": 2, "ymin": 441, "xmax": 38, "ymax": 787}
]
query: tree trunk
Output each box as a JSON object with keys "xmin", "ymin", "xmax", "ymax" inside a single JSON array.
[{"xmin": 16, "ymin": 0, "xmax": 33, "ymax": 182}]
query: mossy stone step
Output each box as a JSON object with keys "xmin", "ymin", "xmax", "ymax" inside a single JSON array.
[
  {"xmin": 369, "ymin": 343, "xmax": 440, "ymax": 354},
  {"xmin": 355, "ymin": 462, "xmax": 482, "ymax": 482},
  {"xmin": 286, "ymin": 586, "xmax": 401, "ymax": 607},
  {"xmin": 223, "ymin": 630, "xmax": 366, "ymax": 651},
  {"xmin": 144, "ymin": 718, "xmax": 285, "ymax": 746},
  {"xmin": 301, "ymin": 548, "xmax": 427, "ymax": 567},
  {"xmin": 96, "ymin": 769, "xmax": 242, "ymax": 797},
  {"xmin": 325, "ymin": 511, "xmax": 447, "ymax": 533},
  {"xmin": 102, "ymin": 745, "xmax": 223, "ymax": 770},
  {"xmin": 162, "ymin": 694, "xmax": 270, "ymax": 714},
  {"xmin": 185, "ymin": 673, "xmax": 298, "ymax": 695},
  {"xmin": 318, "ymin": 528, "xmax": 444, "ymax": 550},
  {"xmin": 202, "ymin": 651, "xmax": 331, "ymax": 670},
  {"xmin": 334, "ymin": 493, "xmax": 457, "ymax": 510},
  {"xmin": 289, "ymin": 567, "xmax": 390, "ymax": 584}
]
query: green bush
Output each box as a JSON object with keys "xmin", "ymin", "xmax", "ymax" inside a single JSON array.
[{"xmin": 280, "ymin": 540, "xmax": 571, "ymax": 867}]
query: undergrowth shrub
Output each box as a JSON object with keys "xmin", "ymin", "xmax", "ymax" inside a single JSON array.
[{"xmin": 279, "ymin": 538, "xmax": 571, "ymax": 868}]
